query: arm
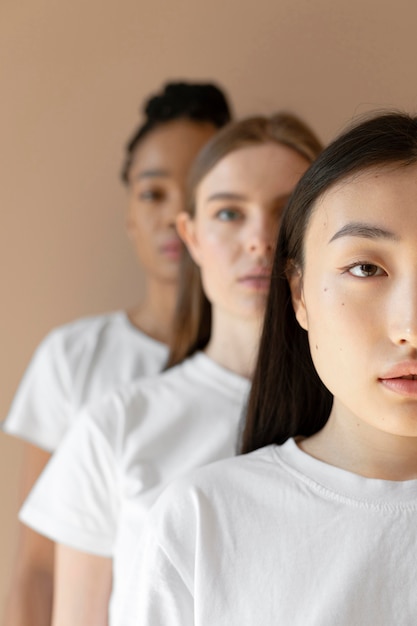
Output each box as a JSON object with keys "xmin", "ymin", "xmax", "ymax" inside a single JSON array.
[
  {"xmin": 2, "ymin": 443, "xmax": 54, "ymax": 626},
  {"xmin": 14, "ymin": 406, "xmax": 120, "ymax": 624},
  {"xmin": 52, "ymin": 545, "xmax": 112, "ymax": 626}
]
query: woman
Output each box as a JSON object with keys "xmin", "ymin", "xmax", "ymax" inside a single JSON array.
[
  {"xmin": 127, "ymin": 112, "xmax": 417, "ymax": 625},
  {"xmin": 19, "ymin": 113, "xmax": 322, "ymax": 625},
  {"xmin": 2, "ymin": 81, "xmax": 231, "ymax": 626}
]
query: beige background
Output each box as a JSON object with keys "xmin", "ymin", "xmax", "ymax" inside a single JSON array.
[{"xmin": 1, "ymin": 0, "xmax": 416, "ymax": 611}]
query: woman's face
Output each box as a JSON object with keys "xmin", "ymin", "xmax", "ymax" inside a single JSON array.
[
  {"xmin": 290, "ymin": 162, "xmax": 417, "ymax": 438},
  {"xmin": 179, "ymin": 143, "xmax": 310, "ymax": 321},
  {"xmin": 126, "ymin": 119, "xmax": 217, "ymax": 284}
]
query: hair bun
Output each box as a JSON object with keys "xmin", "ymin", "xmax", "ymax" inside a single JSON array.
[
  {"xmin": 143, "ymin": 82, "xmax": 230, "ymax": 127},
  {"xmin": 121, "ymin": 80, "xmax": 231, "ymax": 184}
]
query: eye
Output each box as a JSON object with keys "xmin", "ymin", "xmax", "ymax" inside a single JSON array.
[
  {"xmin": 139, "ymin": 188, "xmax": 166, "ymax": 202},
  {"xmin": 215, "ymin": 207, "xmax": 242, "ymax": 221},
  {"xmin": 348, "ymin": 263, "xmax": 385, "ymax": 278}
]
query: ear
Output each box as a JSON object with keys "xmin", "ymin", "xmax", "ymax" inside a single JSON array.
[
  {"xmin": 176, "ymin": 212, "xmax": 202, "ymax": 266},
  {"xmin": 287, "ymin": 262, "xmax": 308, "ymax": 331}
]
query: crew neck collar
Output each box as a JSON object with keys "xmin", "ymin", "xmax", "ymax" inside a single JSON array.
[{"xmin": 273, "ymin": 438, "xmax": 417, "ymax": 509}]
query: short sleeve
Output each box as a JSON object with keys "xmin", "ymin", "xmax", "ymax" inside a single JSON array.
[
  {"xmin": 122, "ymin": 522, "xmax": 194, "ymax": 625},
  {"xmin": 122, "ymin": 482, "xmax": 197, "ymax": 626},
  {"xmin": 19, "ymin": 399, "xmax": 122, "ymax": 556},
  {"xmin": 2, "ymin": 329, "xmax": 73, "ymax": 451}
]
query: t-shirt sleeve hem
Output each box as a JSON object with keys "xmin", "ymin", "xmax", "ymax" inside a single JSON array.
[
  {"xmin": 19, "ymin": 504, "xmax": 114, "ymax": 557},
  {"xmin": 1, "ymin": 420, "xmax": 56, "ymax": 452}
]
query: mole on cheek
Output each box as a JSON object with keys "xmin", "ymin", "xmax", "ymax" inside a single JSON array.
[{"xmin": 315, "ymin": 344, "xmax": 318, "ymax": 350}]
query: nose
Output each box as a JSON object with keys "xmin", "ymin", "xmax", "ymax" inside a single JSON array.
[
  {"xmin": 164, "ymin": 192, "xmax": 184, "ymax": 229},
  {"xmin": 389, "ymin": 277, "xmax": 417, "ymax": 349},
  {"xmin": 247, "ymin": 212, "xmax": 277, "ymax": 257}
]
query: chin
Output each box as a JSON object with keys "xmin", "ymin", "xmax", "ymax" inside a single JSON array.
[
  {"xmin": 159, "ymin": 274, "xmax": 180, "ymax": 285},
  {"xmin": 155, "ymin": 261, "xmax": 181, "ymax": 280},
  {"xmin": 243, "ymin": 297, "xmax": 268, "ymax": 316},
  {"xmin": 236, "ymin": 306, "xmax": 266, "ymax": 322}
]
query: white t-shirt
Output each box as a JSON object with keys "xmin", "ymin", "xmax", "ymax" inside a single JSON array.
[
  {"xmin": 2, "ymin": 311, "xmax": 167, "ymax": 451},
  {"xmin": 19, "ymin": 352, "xmax": 249, "ymax": 624},
  {"xmin": 124, "ymin": 438, "xmax": 417, "ymax": 626}
]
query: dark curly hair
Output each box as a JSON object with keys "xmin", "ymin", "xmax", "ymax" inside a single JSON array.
[{"xmin": 121, "ymin": 81, "xmax": 232, "ymax": 184}]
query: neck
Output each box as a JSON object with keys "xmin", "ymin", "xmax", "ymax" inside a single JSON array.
[
  {"xmin": 300, "ymin": 406, "xmax": 417, "ymax": 481},
  {"xmin": 127, "ymin": 276, "xmax": 177, "ymax": 345},
  {"xmin": 204, "ymin": 308, "xmax": 262, "ymax": 380}
]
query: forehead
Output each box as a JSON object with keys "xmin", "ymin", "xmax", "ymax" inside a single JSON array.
[
  {"xmin": 305, "ymin": 162, "xmax": 417, "ymax": 247},
  {"xmin": 130, "ymin": 119, "xmax": 216, "ymax": 178},
  {"xmin": 197, "ymin": 143, "xmax": 310, "ymax": 200}
]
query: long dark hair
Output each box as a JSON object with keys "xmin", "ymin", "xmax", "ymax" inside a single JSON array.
[
  {"xmin": 166, "ymin": 112, "xmax": 323, "ymax": 368},
  {"xmin": 120, "ymin": 81, "xmax": 232, "ymax": 184},
  {"xmin": 241, "ymin": 111, "xmax": 417, "ymax": 454}
]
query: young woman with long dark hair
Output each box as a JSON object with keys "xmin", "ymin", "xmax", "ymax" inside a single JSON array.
[
  {"xmin": 2, "ymin": 81, "xmax": 231, "ymax": 626},
  {"xmin": 18, "ymin": 112, "xmax": 321, "ymax": 625},
  {"xmin": 126, "ymin": 112, "xmax": 417, "ymax": 626}
]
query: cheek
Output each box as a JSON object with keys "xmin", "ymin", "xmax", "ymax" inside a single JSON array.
[
  {"xmin": 196, "ymin": 228, "xmax": 237, "ymax": 268},
  {"xmin": 195, "ymin": 233, "xmax": 237, "ymax": 300},
  {"xmin": 131, "ymin": 206, "xmax": 160, "ymax": 241},
  {"xmin": 128, "ymin": 213, "xmax": 162, "ymax": 268},
  {"xmin": 306, "ymin": 284, "xmax": 375, "ymax": 390}
]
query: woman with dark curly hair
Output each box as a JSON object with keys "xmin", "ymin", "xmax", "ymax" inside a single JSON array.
[{"xmin": 2, "ymin": 81, "xmax": 231, "ymax": 626}]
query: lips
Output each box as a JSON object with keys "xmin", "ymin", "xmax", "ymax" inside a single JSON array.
[
  {"xmin": 238, "ymin": 267, "xmax": 272, "ymax": 291},
  {"xmin": 159, "ymin": 239, "xmax": 182, "ymax": 260},
  {"xmin": 379, "ymin": 362, "xmax": 417, "ymax": 397},
  {"xmin": 380, "ymin": 362, "xmax": 417, "ymax": 379}
]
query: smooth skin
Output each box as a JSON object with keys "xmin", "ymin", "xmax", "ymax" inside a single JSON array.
[
  {"xmin": 290, "ymin": 163, "xmax": 417, "ymax": 480},
  {"xmin": 178, "ymin": 142, "xmax": 310, "ymax": 378},
  {"xmin": 3, "ymin": 445, "xmax": 54, "ymax": 625},
  {"xmin": 49, "ymin": 141, "xmax": 310, "ymax": 626},
  {"xmin": 126, "ymin": 119, "xmax": 217, "ymax": 343},
  {"xmin": 3, "ymin": 119, "xmax": 218, "ymax": 626}
]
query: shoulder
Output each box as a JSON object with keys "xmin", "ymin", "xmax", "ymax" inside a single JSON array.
[
  {"xmin": 113, "ymin": 353, "xmax": 248, "ymax": 420},
  {"xmin": 95, "ymin": 362, "xmax": 192, "ymax": 432},
  {"xmin": 6, "ymin": 314, "xmax": 122, "ymax": 407},
  {"xmin": 34, "ymin": 312, "xmax": 122, "ymax": 361},
  {"xmin": 116, "ymin": 357, "xmax": 201, "ymax": 404},
  {"xmin": 160, "ymin": 353, "xmax": 250, "ymax": 402},
  {"xmin": 152, "ymin": 446, "xmax": 278, "ymax": 524},
  {"xmin": 44, "ymin": 311, "xmax": 127, "ymax": 348},
  {"xmin": 72, "ymin": 367, "xmax": 177, "ymax": 447},
  {"xmin": 143, "ymin": 447, "xmax": 279, "ymax": 573},
  {"xmin": 43, "ymin": 311, "xmax": 167, "ymax": 379}
]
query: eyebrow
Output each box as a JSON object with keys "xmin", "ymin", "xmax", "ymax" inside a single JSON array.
[
  {"xmin": 206, "ymin": 192, "xmax": 291, "ymax": 203},
  {"xmin": 328, "ymin": 222, "xmax": 399, "ymax": 244},
  {"xmin": 134, "ymin": 169, "xmax": 170, "ymax": 180},
  {"xmin": 206, "ymin": 192, "xmax": 247, "ymax": 202}
]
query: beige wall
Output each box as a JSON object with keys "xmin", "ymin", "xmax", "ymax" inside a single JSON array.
[{"xmin": 1, "ymin": 0, "xmax": 416, "ymax": 610}]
